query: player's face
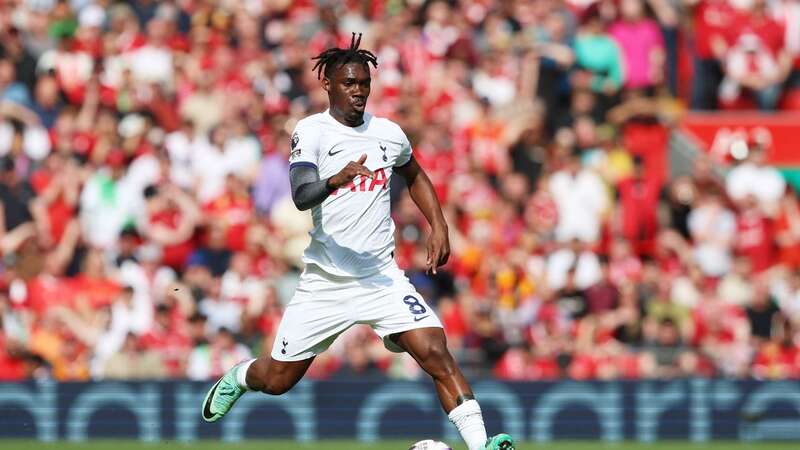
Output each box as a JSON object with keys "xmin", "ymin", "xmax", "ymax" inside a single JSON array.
[{"xmin": 325, "ymin": 62, "xmax": 371, "ymax": 125}]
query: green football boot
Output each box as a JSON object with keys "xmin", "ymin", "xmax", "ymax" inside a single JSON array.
[
  {"xmin": 484, "ymin": 433, "xmax": 515, "ymax": 450},
  {"xmin": 201, "ymin": 361, "xmax": 249, "ymax": 422}
]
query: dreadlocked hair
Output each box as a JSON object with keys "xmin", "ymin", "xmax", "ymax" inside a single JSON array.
[{"xmin": 311, "ymin": 32, "xmax": 378, "ymax": 80}]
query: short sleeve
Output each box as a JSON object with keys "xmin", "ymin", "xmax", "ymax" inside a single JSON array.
[
  {"xmin": 288, "ymin": 119, "xmax": 321, "ymax": 170},
  {"xmin": 395, "ymin": 130, "xmax": 413, "ymax": 167}
]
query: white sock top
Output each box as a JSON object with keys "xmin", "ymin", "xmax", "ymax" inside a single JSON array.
[
  {"xmin": 448, "ymin": 399, "xmax": 487, "ymax": 450},
  {"xmin": 235, "ymin": 358, "xmax": 257, "ymax": 391}
]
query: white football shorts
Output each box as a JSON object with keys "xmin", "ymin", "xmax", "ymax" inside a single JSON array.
[{"xmin": 271, "ymin": 261, "xmax": 443, "ymax": 362}]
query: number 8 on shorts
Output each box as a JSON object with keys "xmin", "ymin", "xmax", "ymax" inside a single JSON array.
[{"xmin": 403, "ymin": 295, "xmax": 427, "ymax": 315}]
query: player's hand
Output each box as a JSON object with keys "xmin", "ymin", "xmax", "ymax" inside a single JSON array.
[
  {"xmin": 426, "ymin": 224, "xmax": 450, "ymax": 275},
  {"xmin": 328, "ymin": 154, "xmax": 373, "ymax": 189}
]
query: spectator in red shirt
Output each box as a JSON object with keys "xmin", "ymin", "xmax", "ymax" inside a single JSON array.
[
  {"xmin": 775, "ymin": 188, "xmax": 800, "ymax": 269},
  {"xmin": 463, "ymin": 99, "xmax": 509, "ymax": 176},
  {"xmin": 693, "ymin": 293, "xmax": 751, "ymax": 377},
  {"xmin": 24, "ymin": 220, "xmax": 81, "ymax": 314},
  {"xmin": 70, "ymin": 248, "xmax": 122, "ymax": 310},
  {"xmin": 609, "ymin": 238, "xmax": 643, "ymax": 286},
  {"xmin": 689, "ymin": 0, "xmax": 737, "ymax": 109},
  {"xmin": 139, "ymin": 304, "xmax": 191, "ymax": 377},
  {"xmin": 719, "ymin": 0, "xmax": 792, "ymax": 110},
  {"xmin": 139, "ymin": 183, "xmax": 199, "ymax": 270},
  {"xmin": 493, "ymin": 345, "xmax": 532, "ymax": 381},
  {"xmin": 616, "ymin": 156, "xmax": 660, "ymax": 255},
  {"xmin": 438, "ymin": 296, "xmax": 468, "ymax": 348},
  {"xmin": 203, "ymin": 174, "xmax": 253, "ymax": 252},
  {"xmin": 735, "ymin": 196, "xmax": 775, "ymax": 273},
  {"xmin": 30, "ymin": 152, "xmax": 80, "ymax": 246},
  {"xmin": 752, "ymin": 338, "xmax": 798, "ymax": 380}
]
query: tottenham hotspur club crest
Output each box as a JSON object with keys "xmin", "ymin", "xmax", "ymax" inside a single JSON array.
[
  {"xmin": 281, "ymin": 338, "xmax": 288, "ymax": 355},
  {"xmin": 289, "ymin": 133, "xmax": 301, "ymax": 160},
  {"xmin": 379, "ymin": 143, "xmax": 388, "ymax": 162}
]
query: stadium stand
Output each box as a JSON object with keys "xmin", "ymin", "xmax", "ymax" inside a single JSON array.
[{"xmin": 1, "ymin": 0, "xmax": 800, "ymax": 383}]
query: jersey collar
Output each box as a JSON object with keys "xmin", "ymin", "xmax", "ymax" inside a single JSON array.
[{"xmin": 324, "ymin": 109, "xmax": 371, "ymax": 131}]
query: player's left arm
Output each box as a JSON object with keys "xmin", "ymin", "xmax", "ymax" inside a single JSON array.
[{"xmin": 396, "ymin": 156, "xmax": 449, "ymax": 274}]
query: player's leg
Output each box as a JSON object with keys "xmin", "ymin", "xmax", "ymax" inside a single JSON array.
[
  {"xmin": 390, "ymin": 327, "xmax": 471, "ymax": 411},
  {"xmin": 201, "ymin": 356, "xmax": 313, "ymax": 422},
  {"xmin": 365, "ymin": 263, "xmax": 515, "ymax": 450},
  {"xmin": 202, "ymin": 325, "xmax": 345, "ymax": 422},
  {"xmin": 202, "ymin": 324, "xmax": 346, "ymax": 422},
  {"xmin": 202, "ymin": 267, "xmax": 352, "ymax": 422},
  {"xmin": 390, "ymin": 328, "xmax": 513, "ymax": 450},
  {"xmin": 243, "ymin": 356, "xmax": 313, "ymax": 394}
]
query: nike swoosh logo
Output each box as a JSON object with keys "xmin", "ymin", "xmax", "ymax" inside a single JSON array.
[
  {"xmin": 202, "ymin": 378, "xmax": 223, "ymax": 420},
  {"xmin": 328, "ymin": 148, "xmax": 345, "ymax": 156},
  {"xmin": 414, "ymin": 315, "xmax": 430, "ymax": 322}
]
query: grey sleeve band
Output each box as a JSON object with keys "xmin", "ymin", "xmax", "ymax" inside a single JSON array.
[{"xmin": 290, "ymin": 163, "xmax": 334, "ymax": 211}]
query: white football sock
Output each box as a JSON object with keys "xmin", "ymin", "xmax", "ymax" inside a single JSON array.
[
  {"xmin": 235, "ymin": 358, "xmax": 257, "ymax": 391},
  {"xmin": 448, "ymin": 399, "xmax": 488, "ymax": 450}
]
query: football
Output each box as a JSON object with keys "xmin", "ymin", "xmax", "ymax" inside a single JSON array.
[{"xmin": 408, "ymin": 439, "xmax": 453, "ymax": 450}]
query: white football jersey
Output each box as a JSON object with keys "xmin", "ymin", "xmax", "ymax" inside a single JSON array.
[{"xmin": 288, "ymin": 109, "xmax": 412, "ymax": 277}]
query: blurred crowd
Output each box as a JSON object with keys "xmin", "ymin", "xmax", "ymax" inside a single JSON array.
[{"xmin": 2, "ymin": 0, "xmax": 800, "ymax": 383}]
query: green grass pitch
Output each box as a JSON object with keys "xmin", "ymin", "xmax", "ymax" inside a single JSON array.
[{"xmin": 1, "ymin": 441, "xmax": 799, "ymax": 450}]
